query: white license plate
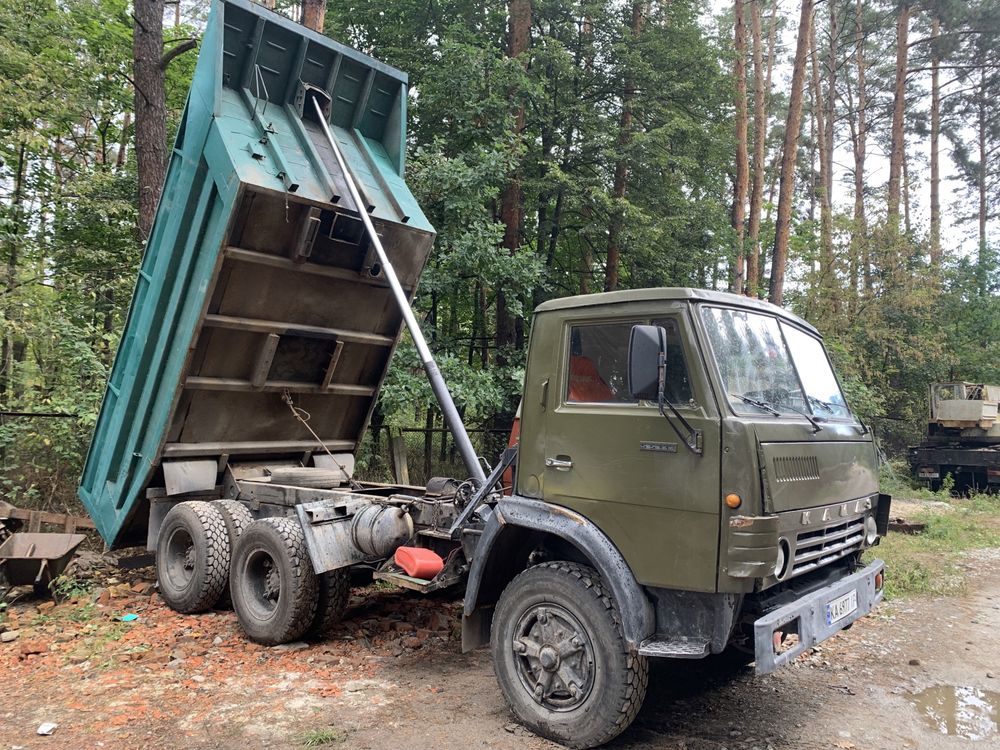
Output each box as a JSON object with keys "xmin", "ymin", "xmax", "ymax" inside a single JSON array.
[
  {"xmin": 918, "ymin": 467, "xmax": 939, "ymax": 478},
  {"xmin": 825, "ymin": 590, "xmax": 858, "ymax": 625}
]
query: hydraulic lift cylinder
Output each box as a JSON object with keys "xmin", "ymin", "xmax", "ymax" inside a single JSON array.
[{"xmin": 310, "ymin": 97, "xmax": 487, "ymax": 487}]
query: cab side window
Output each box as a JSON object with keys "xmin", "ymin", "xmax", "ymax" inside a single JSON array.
[
  {"xmin": 566, "ymin": 323, "xmax": 636, "ymax": 403},
  {"xmin": 565, "ymin": 319, "xmax": 694, "ymax": 405},
  {"xmin": 650, "ymin": 318, "xmax": 694, "ymax": 404}
]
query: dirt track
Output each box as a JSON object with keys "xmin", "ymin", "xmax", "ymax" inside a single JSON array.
[{"xmin": 2, "ymin": 549, "xmax": 999, "ymax": 750}]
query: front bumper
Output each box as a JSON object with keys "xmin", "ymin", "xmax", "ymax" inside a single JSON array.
[{"xmin": 753, "ymin": 558, "xmax": 884, "ymax": 675}]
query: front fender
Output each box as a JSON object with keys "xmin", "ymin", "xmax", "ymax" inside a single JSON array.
[{"xmin": 462, "ymin": 495, "xmax": 654, "ymax": 652}]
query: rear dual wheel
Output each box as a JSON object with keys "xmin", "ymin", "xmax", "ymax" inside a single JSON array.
[
  {"xmin": 229, "ymin": 518, "xmax": 352, "ymax": 645},
  {"xmin": 156, "ymin": 503, "xmax": 351, "ymax": 643},
  {"xmin": 230, "ymin": 517, "xmax": 318, "ymax": 645},
  {"xmin": 155, "ymin": 501, "xmax": 231, "ymax": 613}
]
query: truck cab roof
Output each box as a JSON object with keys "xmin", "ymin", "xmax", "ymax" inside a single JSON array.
[{"xmin": 534, "ymin": 288, "xmax": 818, "ymax": 337}]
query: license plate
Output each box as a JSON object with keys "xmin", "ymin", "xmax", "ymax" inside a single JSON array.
[
  {"xmin": 825, "ymin": 590, "xmax": 858, "ymax": 625},
  {"xmin": 918, "ymin": 467, "xmax": 939, "ymax": 478}
]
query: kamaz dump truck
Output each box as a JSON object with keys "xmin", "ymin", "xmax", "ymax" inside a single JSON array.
[
  {"xmin": 909, "ymin": 382, "xmax": 1000, "ymax": 493},
  {"xmin": 78, "ymin": 2, "xmax": 892, "ymax": 746}
]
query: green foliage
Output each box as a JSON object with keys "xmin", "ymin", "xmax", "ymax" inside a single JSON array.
[
  {"xmin": 0, "ymin": 0, "xmax": 997, "ymax": 502},
  {"xmin": 864, "ymin": 495, "xmax": 1000, "ymax": 598},
  {"xmin": 50, "ymin": 573, "xmax": 94, "ymax": 602},
  {"xmin": 0, "ymin": 0, "xmax": 194, "ymax": 511}
]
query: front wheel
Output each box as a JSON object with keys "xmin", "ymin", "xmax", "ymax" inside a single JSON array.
[{"xmin": 491, "ymin": 561, "xmax": 648, "ymax": 749}]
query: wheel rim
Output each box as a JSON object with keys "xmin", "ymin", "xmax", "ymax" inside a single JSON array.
[
  {"xmin": 163, "ymin": 526, "xmax": 196, "ymax": 592},
  {"xmin": 241, "ymin": 547, "xmax": 281, "ymax": 622},
  {"xmin": 511, "ymin": 603, "xmax": 596, "ymax": 711}
]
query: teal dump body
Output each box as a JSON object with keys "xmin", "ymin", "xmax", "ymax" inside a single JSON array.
[{"xmin": 79, "ymin": 0, "xmax": 435, "ymax": 548}]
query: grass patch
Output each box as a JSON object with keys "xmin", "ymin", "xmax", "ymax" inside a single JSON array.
[
  {"xmin": 865, "ymin": 493, "xmax": 1000, "ymax": 599},
  {"xmin": 300, "ymin": 728, "xmax": 346, "ymax": 747}
]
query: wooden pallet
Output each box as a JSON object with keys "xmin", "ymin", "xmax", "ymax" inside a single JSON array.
[{"xmin": 0, "ymin": 501, "xmax": 95, "ymax": 534}]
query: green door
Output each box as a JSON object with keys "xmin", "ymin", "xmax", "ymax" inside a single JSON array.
[{"xmin": 538, "ymin": 307, "xmax": 722, "ymax": 592}]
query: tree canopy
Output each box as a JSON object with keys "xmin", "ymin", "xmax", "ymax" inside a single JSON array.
[{"xmin": 1, "ymin": 0, "xmax": 997, "ymax": 506}]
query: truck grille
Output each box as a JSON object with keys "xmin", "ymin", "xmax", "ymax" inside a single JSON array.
[{"xmin": 790, "ymin": 516, "xmax": 866, "ymax": 577}]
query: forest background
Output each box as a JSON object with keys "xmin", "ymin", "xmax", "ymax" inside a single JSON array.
[{"xmin": 1, "ymin": 0, "xmax": 997, "ymax": 509}]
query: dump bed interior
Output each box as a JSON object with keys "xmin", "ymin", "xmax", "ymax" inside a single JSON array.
[{"xmin": 79, "ymin": 0, "xmax": 434, "ymax": 547}]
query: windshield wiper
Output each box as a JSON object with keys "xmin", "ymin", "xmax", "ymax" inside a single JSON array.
[
  {"xmin": 730, "ymin": 392, "xmax": 825, "ymax": 432},
  {"xmin": 729, "ymin": 392, "xmax": 780, "ymax": 416},
  {"xmin": 783, "ymin": 403, "xmax": 826, "ymax": 432},
  {"xmin": 807, "ymin": 395, "xmax": 834, "ymax": 412}
]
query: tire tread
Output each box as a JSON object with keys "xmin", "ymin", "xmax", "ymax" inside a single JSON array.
[
  {"xmin": 492, "ymin": 560, "xmax": 648, "ymax": 749},
  {"xmin": 156, "ymin": 501, "xmax": 231, "ymax": 614},
  {"xmin": 231, "ymin": 516, "xmax": 318, "ymax": 645}
]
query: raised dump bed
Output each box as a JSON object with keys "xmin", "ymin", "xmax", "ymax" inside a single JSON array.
[{"xmin": 79, "ymin": 0, "xmax": 434, "ymax": 548}]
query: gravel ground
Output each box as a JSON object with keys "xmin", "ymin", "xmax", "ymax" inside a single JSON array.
[{"xmin": 1, "ymin": 547, "xmax": 999, "ymax": 750}]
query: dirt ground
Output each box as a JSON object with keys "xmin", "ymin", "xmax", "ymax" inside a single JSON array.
[{"xmin": 2, "ymin": 545, "xmax": 999, "ymax": 750}]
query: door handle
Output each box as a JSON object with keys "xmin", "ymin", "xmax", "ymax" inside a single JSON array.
[{"xmin": 545, "ymin": 456, "xmax": 573, "ymax": 471}]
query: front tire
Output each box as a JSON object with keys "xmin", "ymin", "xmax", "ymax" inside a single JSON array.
[
  {"xmin": 156, "ymin": 501, "xmax": 231, "ymax": 613},
  {"xmin": 491, "ymin": 561, "xmax": 648, "ymax": 749},
  {"xmin": 230, "ymin": 517, "xmax": 318, "ymax": 645}
]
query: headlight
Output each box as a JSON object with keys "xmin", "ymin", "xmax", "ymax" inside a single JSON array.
[
  {"xmin": 774, "ymin": 538, "xmax": 789, "ymax": 578},
  {"xmin": 864, "ymin": 515, "xmax": 878, "ymax": 545}
]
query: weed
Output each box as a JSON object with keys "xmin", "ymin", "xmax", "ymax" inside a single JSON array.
[
  {"xmin": 300, "ymin": 728, "xmax": 346, "ymax": 747},
  {"xmin": 865, "ymin": 495, "xmax": 1000, "ymax": 599},
  {"xmin": 67, "ymin": 602, "xmax": 97, "ymax": 623},
  {"xmin": 50, "ymin": 574, "xmax": 93, "ymax": 602}
]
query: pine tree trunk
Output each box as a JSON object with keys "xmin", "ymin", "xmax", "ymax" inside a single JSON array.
[
  {"xmin": 731, "ymin": 0, "xmax": 750, "ymax": 294},
  {"xmin": 115, "ymin": 112, "xmax": 131, "ymax": 171},
  {"xmin": 1, "ymin": 143, "xmax": 26, "ymax": 407},
  {"xmin": 978, "ymin": 65, "xmax": 987, "ymax": 296},
  {"xmin": 133, "ymin": 0, "xmax": 168, "ymax": 242},
  {"xmin": 496, "ymin": 0, "xmax": 531, "ymax": 363},
  {"xmin": 902, "ymin": 151, "xmax": 911, "ymax": 235},
  {"xmin": 812, "ymin": 7, "xmax": 835, "ymax": 310},
  {"xmin": 605, "ymin": 1, "xmax": 646, "ymax": 292},
  {"xmin": 770, "ymin": 0, "xmax": 813, "ymax": 307},
  {"xmin": 852, "ymin": 0, "xmax": 870, "ymax": 293},
  {"xmin": 747, "ymin": 0, "xmax": 767, "ymax": 298},
  {"xmin": 887, "ymin": 2, "xmax": 909, "ymax": 228},
  {"xmin": 929, "ymin": 15, "xmax": 941, "ymax": 268},
  {"xmin": 302, "ymin": 0, "xmax": 325, "ymax": 31}
]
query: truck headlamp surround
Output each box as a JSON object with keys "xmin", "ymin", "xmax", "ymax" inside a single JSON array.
[
  {"xmin": 774, "ymin": 538, "xmax": 790, "ymax": 579},
  {"xmin": 864, "ymin": 515, "xmax": 878, "ymax": 546}
]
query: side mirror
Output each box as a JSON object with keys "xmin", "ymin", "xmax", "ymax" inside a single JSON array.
[{"xmin": 628, "ymin": 325, "xmax": 667, "ymax": 401}]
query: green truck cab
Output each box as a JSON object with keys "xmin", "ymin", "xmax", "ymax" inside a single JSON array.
[
  {"xmin": 461, "ymin": 289, "xmax": 890, "ymax": 745},
  {"xmin": 76, "ymin": 4, "xmax": 890, "ymax": 748}
]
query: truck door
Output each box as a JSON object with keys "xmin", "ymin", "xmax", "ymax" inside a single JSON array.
[{"xmin": 538, "ymin": 311, "xmax": 722, "ymax": 592}]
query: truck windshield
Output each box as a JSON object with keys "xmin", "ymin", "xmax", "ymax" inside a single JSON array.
[{"xmin": 701, "ymin": 307, "xmax": 851, "ymax": 420}]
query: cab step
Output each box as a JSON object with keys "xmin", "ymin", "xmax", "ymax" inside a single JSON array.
[{"xmin": 638, "ymin": 636, "xmax": 710, "ymax": 659}]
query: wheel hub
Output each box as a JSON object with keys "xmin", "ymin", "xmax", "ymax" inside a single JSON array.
[
  {"xmin": 262, "ymin": 561, "xmax": 280, "ymax": 601},
  {"xmin": 512, "ymin": 604, "xmax": 595, "ymax": 711},
  {"xmin": 241, "ymin": 548, "xmax": 282, "ymax": 621},
  {"xmin": 539, "ymin": 645, "xmax": 559, "ymax": 671}
]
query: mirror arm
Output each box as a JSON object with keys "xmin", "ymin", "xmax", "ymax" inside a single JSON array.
[{"xmin": 656, "ymin": 352, "xmax": 703, "ymax": 455}]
